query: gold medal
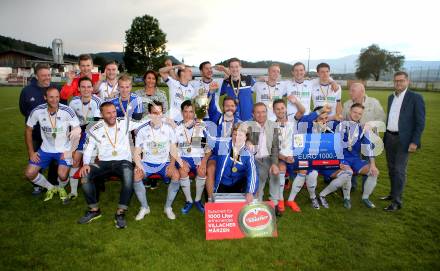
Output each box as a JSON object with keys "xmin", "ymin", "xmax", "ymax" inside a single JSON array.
[
  {"xmin": 104, "ymin": 121, "xmax": 118, "ymax": 157},
  {"xmin": 232, "ymin": 167, "xmax": 238, "ymax": 173},
  {"xmin": 152, "ymin": 148, "xmax": 158, "ymax": 155},
  {"xmin": 183, "ymin": 123, "xmax": 193, "ymax": 153},
  {"xmin": 48, "ymin": 108, "xmax": 58, "ymax": 140},
  {"xmin": 231, "ymin": 77, "xmax": 241, "ymax": 105}
]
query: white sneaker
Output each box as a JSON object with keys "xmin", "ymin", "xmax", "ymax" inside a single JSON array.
[
  {"xmin": 135, "ymin": 207, "xmax": 151, "ymax": 221},
  {"xmin": 164, "ymin": 207, "xmax": 176, "ymax": 220}
]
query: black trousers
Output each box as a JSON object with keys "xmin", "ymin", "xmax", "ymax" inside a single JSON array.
[
  {"xmin": 385, "ymin": 132, "xmax": 410, "ymax": 206},
  {"xmin": 81, "ymin": 160, "xmax": 134, "ymax": 210}
]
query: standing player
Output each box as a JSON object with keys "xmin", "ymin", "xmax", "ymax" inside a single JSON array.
[
  {"xmin": 220, "ymin": 58, "xmax": 255, "ymax": 121},
  {"xmin": 24, "ymin": 87, "xmax": 81, "ymax": 203},
  {"xmin": 159, "ymin": 64, "xmax": 196, "ymax": 122},
  {"xmin": 311, "ymin": 63, "xmax": 342, "ymax": 120},
  {"xmin": 95, "ymin": 60, "xmax": 119, "ymax": 100},
  {"xmin": 110, "ymin": 74, "xmax": 143, "ymax": 120},
  {"xmin": 175, "ymin": 101, "xmax": 211, "ymax": 214},
  {"xmin": 254, "ymin": 64, "xmax": 286, "ymax": 121},
  {"xmin": 190, "ymin": 61, "xmax": 228, "ymax": 120},
  {"xmin": 68, "ymin": 77, "xmax": 102, "ymax": 199},
  {"xmin": 132, "ymin": 101, "xmax": 181, "ymax": 220},
  {"xmin": 61, "ymin": 54, "xmax": 100, "ymax": 101},
  {"xmin": 283, "ymin": 62, "xmax": 339, "ymax": 121}
]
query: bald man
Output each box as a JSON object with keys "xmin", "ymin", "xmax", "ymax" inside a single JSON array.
[
  {"xmin": 343, "ymin": 83, "xmax": 386, "ymax": 191},
  {"xmin": 343, "ymin": 83, "xmax": 386, "ymax": 125}
]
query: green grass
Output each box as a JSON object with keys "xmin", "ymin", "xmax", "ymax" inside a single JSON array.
[{"xmin": 0, "ymin": 87, "xmax": 439, "ymax": 271}]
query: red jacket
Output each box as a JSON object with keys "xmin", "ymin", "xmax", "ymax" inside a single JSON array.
[{"xmin": 60, "ymin": 73, "xmax": 100, "ymax": 100}]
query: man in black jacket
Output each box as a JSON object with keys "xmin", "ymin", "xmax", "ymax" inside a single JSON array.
[
  {"xmin": 382, "ymin": 71, "xmax": 425, "ymax": 211},
  {"xmin": 19, "ymin": 63, "xmax": 58, "ymax": 194}
]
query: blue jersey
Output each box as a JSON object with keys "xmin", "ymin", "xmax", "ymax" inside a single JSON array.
[
  {"xmin": 220, "ymin": 75, "xmax": 255, "ymax": 121},
  {"xmin": 337, "ymin": 122, "xmax": 373, "ymax": 159},
  {"xmin": 111, "ymin": 93, "xmax": 143, "ymax": 120},
  {"xmin": 213, "ymin": 140, "xmax": 258, "ymax": 194}
]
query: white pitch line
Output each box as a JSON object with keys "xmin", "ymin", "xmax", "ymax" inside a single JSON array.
[{"xmin": 0, "ymin": 107, "xmax": 17, "ymax": 111}]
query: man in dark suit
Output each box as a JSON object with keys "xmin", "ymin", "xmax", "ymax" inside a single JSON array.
[{"xmin": 382, "ymin": 71, "xmax": 425, "ymax": 211}]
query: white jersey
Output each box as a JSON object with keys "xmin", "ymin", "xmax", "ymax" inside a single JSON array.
[
  {"xmin": 175, "ymin": 121, "xmax": 206, "ymax": 158},
  {"xmin": 83, "ymin": 118, "xmax": 142, "ymax": 164},
  {"xmin": 166, "ymin": 77, "xmax": 196, "ymax": 122},
  {"xmin": 283, "ymin": 80, "xmax": 313, "ymax": 119},
  {"xmin": 27, "ymin": 104, "xmax": 80, "ymax": 153},
  {"xmin": 135, "ymin": 121, "xmax": 176, "ymax": 164},
  {"xmin": 253, "ymin": 81, "xmax": 286, "ymax": 121},
  {"xmin": 190, "ymin": 78, "xmax": 223, "ymax": 119},
  {"xmin": 68, "ymin": 95, "xmax": 102, "ymax": 126},
  {"xmin": 97, "ymin": 80, "xmax": 119, "ymax": 101},
  {"xmin": 276, "ymin": 121, "xmax": 296, "ymax": 157},
  {"xmin": 311, "ymin": 82, "xmax": 341, "ymax": 116}
]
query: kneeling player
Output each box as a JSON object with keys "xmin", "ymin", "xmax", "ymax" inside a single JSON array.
[
  {"xmin": 298, "ymin": 104, "xmax": 352, "ymax": 208},
  {"xmin": 133, "ymin": 101, "xmax": 181, "ymax": 220},
  {"xmin": 213, "ymin": 123, "xmax": 258, "ymax": 203},
  {"xmin": 68, "ymin": 77, "xmax": 102, "ymax": 199},
  {"xmin": 24, "ymin": 87, "xmax": 80, "ymax": 203},
  {"xmin": 176, "ymin": 100, "xmax": 211, "ymax": 214},
  {"xmin": 341, "ymin": 103, "xmax": 379, "ymax": 208}
]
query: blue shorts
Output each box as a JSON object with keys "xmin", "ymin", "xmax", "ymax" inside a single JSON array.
[
  {"xmin": 342, "ymin": 158, "xmax": 369, "ymax": 175},
  {"xmin": 208, "ymin": 154, "xmax": 217, "ymax": 162},
  {"xmin": 77, "ymin": 131, "xmax": 87, "ymax": 151},
  {"xmin": 176, "ymin": 157, "xmax": 201, "ymax": 174},
  {"xmin": 142, "ymin": 161, "xmax": 171, "ymax": 182},
  {"xmin": 29, "ymin": 149, "xmax": 70, "ymax": 169}
]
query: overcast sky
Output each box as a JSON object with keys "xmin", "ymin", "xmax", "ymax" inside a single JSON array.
[{"xmin": 0, "ymin": 0, "xmax": 438, "ymax": 65}]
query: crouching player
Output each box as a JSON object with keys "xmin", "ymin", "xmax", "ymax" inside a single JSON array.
[
  {"xmin": 24, "ymin": 87, "xmax": 81, "ymax": 203},
  {"xmin": 273, "ymin": 98, "xmax": 321, "ymax": 212},
  {"xmin": 68, "ymin": 77, "xmax": 102, "ymax": 199},
  {"xmin": 176, "ymin": 100, "xmax": 211, "ymax": 214},
  {"xmin": 132, "ymin": 101, "xmax": 181, "ymax": 220},
  {"xmin": 213, "ymin": 123, "xmax": 258, "ymax": 203},
  {"xmin": 341, "ymin": 103, "xmax": 379, "ymax": 208},
  {"xmin": 295, "ymin": 104, "xmax": 352, "ymax": 208}
]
